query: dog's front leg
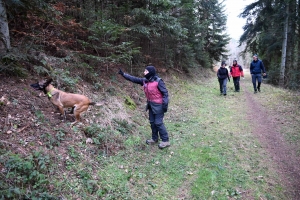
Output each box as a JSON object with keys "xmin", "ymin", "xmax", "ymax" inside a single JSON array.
[
  {"xmin": 63, "ymin": 110, "xmax": 67, "ymax": 121},
  {"xmin": 57, "ymin": 106, "xmax": 66, "ymax": 121}
]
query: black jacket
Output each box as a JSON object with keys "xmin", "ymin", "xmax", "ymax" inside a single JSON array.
[{"xmin": 217, "ymin": 67, "xmax": 230, "ymax": 80}]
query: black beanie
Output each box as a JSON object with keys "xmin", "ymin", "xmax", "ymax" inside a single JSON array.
[
  {"xmin": 233, "ymin": 60, "xmax": 237, "ymax": 65},
  {"xmin": 145, "ymin": 65, "xmax": 156, "ymax": 79}
]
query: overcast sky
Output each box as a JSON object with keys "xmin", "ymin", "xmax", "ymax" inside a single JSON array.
[{"xmin": 225, "ymin": 0, "xmax": 255, "ymax": 40}]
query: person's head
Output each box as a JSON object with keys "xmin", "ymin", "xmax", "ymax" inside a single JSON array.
[
  {"xmin": 144, "ymin": 65, "xmax": 156, "ymax": 79},
  {"xmin": 233, "ymin": 60, "xmax": 237, "ymax": 66},
  {"xmin": 221, "ymin": 61, "xmax": 226, "ymax": 68},
  {"xmin": 253, "ymin": 54, "xmax": 258, "ymax": 61}
]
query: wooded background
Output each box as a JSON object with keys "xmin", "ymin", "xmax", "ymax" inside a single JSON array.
[
  {"xmin": 240, "ymin": 0, "xmax": 300, "ymax": 89},
  {"xmin": 0, "ymin": 0, "xmax": 299, "ymax": 89},
  {"xmin": 0, "ymin": 0, "xmax": 229, "ymax": 72}
]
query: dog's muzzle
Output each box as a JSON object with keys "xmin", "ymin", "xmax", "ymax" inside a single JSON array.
[{"xmin": 30, "ymin": 83, "xmax": 42, "ymax": 90}]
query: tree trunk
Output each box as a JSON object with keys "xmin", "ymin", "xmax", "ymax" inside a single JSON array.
[
  {"xmin": 297, "ymin": 0, "xmax": 300, "ymax": 85},
  {"xmin": 286, "ymin": 0, "xmax": 296, "ymax": 88},
  {"xmin": 0, "ymin": 0, "xmax": 10, "ymax": 55},
  {"xmin": 279, "ymin": 3, "xmax": 289, "ymax": 87}
]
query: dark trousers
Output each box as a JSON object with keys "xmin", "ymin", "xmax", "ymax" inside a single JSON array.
[
  {"xmin": 218, "ymin": 78, "xmax": 228, "ymax": 94},
  {"xmin": 149, "ymin": 108, "xmax": 169, "ymax": 142},
  {"xmin": 251, "ymin": 74, "xmax": 262, "ymax": 91},
  {"xmin": 233, "ymin": 77, "xmax": 240, "ymax": 91}
]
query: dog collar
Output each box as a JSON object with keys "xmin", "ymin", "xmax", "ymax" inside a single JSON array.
[
  {"xmin": 47, "ymin": 88, "xmax": 56, "ymax": 98},
  {"xmin": 47, "ymin": 91, "xmax": 52, "ymax": 98}
]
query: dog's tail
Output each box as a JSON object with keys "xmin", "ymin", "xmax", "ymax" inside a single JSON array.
[{"xmin": 92, "ymin": 100, "xmax": 107, "ymax": 107}]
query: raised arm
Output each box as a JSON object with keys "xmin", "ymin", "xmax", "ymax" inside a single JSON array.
[{"xmin": 118, "ymin": 68, "xmax": 145, "ymax": 85}]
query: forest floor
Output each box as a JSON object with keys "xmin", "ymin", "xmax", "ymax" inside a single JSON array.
[{"xmin": 0, "ymin": 68, "xmax": 300, "ymax": 199}]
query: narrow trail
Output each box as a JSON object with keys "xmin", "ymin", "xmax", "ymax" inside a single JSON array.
[
  {"xmin": 241, "ymin": 75, "xmax": 300, "ymax": 199},
  {"xmin": 171, "ymin": 71, "xmax": 300, "ymax": 199}
]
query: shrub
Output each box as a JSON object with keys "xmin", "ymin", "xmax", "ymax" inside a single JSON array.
[{"xmin": 0, "ymin": 152, "xmax": 57, "ymax": 199}]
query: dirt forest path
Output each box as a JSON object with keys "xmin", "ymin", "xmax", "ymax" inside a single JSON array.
[{"xmin": 240, "ymin": 69, "xmax": 300, "ymax": 199}]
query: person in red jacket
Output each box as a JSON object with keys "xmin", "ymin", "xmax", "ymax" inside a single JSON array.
[
  {"xmin": 230, "ymin": 60, "xmax": 244, "ymax": 92},
  {"xmin": 118, "ymin": 66, "xmax": 170, "ymax": 149}
]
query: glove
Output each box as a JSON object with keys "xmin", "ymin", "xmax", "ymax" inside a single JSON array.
[
  {"xmin": 145, "ymin": 103, "xmax": 150, "ymax": 112},
  {"xmin": 162, "ymin": 103, "xmax": 168, "ymax": 113},
  {"xmin": 118, "ymin": 68, "xmax": 124, "ymax": 76}
]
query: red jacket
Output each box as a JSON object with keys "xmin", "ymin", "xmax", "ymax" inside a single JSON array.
[
  {"xmin": 143, "ymin": 79, "xmax": 163, "ymax": 104},
  {"xmin": 230, "ymin": 65, "xmax": 244, "ymax": 77}
]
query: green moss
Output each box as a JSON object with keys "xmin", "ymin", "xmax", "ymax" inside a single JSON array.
[{"xmin": 124, "ymin": 96, "xmax": 136, "ymax": 110}]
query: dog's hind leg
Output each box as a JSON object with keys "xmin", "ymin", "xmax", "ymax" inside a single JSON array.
[
  {"xmin": 73, "ymin": 105, "xmax": 89, "ymax": 123},
  {"xmin": 72, "ymin": 105, "xmax": 81, "ymax": 122}
]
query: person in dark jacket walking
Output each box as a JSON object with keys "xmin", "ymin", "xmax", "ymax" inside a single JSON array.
[
  {"xmin": 217, "ymin": 61, "xmax": 230, "ymax": 96},
  {"xmin": 118, "ymin": 66, "xmax": 170, "ymax": 149},
  {"xmin": 230, "ymin": 60, "xmax": 244, "ymax": 92},
  {"xmin": 250, "ymin": 54, "xmax": 266, "ymax": 93}
]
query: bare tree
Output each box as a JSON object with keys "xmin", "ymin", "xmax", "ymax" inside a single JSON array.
[
  {"xmin": 279, "ymin": 3, "xmax": 289, "ymax": 87},
  {"xmin": 0, "ymin": 0, "xmax": 10, "ymax": 55}
]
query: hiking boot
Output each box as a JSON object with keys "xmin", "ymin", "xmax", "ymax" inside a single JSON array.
[
  {"xmin": 158, "ymin": 141, "xmax": 170, "ymax": 149},
  {"xmin": 254, "ymin": 90, "xmax": 257, "ymax": 94},
  {"xmin": 223, "ymin": 93, "xmax": 227, "ymax": 96},
  {"xmin": 146, "ymin": 139, "xmax": 158, "ymax": 145},
  {"xmin": 258, "ymin": 88, "xmax": 261, "ymax": 92}
]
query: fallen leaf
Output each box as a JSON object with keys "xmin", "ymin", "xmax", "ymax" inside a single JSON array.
[{"xmin": 86, "ymin": 138, "xmax": 93, "ymax": 144}]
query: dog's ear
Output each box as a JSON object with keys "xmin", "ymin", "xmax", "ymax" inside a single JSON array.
[{"xmin": 45, "ymin": 78, "xmax": 53, "ymax": 86}]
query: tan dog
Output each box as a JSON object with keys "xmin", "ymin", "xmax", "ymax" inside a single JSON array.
[{"xmin": 31, "ymin": 78, "xmax": 95, "ymax": 124}]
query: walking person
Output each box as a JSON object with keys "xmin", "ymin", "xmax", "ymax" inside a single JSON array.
[
  {"xmin": 118, "ymin": 66, "xmax": 170, "ymax": 149},
  {"xmin": 217, "ymin": 61, "xmax": 230, "ymax": 96},
  {"xmin": 250, "ymin": 54, "xmax": 266, "ymax": 93},
  {"xmin": 230, "ymin": 60, "xmax": 244, "ymax": 92}
]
